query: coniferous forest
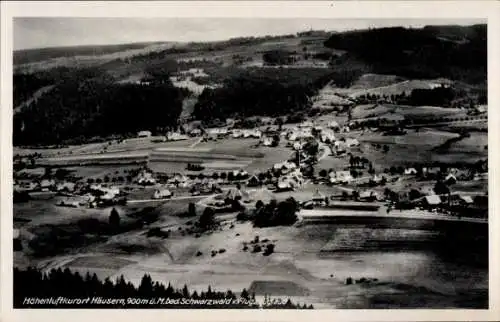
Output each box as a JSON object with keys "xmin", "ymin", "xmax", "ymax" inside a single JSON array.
[{"xmin": 14, "ymin": 267, "xmax": 314, "ymax": 309}]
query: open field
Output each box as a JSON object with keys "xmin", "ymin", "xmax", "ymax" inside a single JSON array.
[
  {"xmin": 340, "ymin": 79, "xmax": 453, "ymax": 99},
  {"xmin": 350, "ymin": 74, "xmax": 405, "ymax": 90},
  {"xmin": 17, "ymin": 216, "xmax": 487, "ymax": 308},
  {"xmin": 351, "ymin": 104, "xmax": 467, "ymax": 121}
]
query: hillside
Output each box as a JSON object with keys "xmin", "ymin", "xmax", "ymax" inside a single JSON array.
[
  {"xmin": 12, "ymin": 24, "xmax": 487, "ymax": 146},
  {"xmin": 14, "ymin": 42, "xmax": 168, "ymax": 65},
  {"xmin": 324, "ymin": 24, "xmax": 486, "ymax": 84}
]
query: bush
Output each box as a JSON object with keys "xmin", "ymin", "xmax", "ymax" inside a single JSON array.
[
  {"xmin": 109, "ymin": 208, "xmax": 120, "ymax": 228},
  {"xmin": 196, "ymin": 251, "xmax": 203, "ymax": 256},
  {"xmin": 252, "ymin": 245, "xmax": 262, "ymax": 253},
  {"xmin": 218, "ymin": 248, "xmax": 226, "ymax": 254},
  {"xmin": 263, "ymin": 244, "xmax": 275, "ymax": 256}
]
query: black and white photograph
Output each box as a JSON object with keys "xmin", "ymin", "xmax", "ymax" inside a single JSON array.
[{"xmin": 1, "ymin": 1, "xmax": 498, "ymax": 319}]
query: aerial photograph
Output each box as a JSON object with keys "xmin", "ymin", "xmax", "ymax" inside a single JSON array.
[{"xmin": 12, "ymin": 17, "xmax": 488, "ymax": 309}]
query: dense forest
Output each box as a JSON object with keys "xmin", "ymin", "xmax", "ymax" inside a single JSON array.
[
  {"xmin": 14, "ymin": 267, "xmax": 313, "ymax": 309},
  {"xmin": 13, "ymin": 42, "xmax": 162, "ymax": 65},
  {"xmin": 192, "ymin": 67, "xmax": 363, "ymax": 123},
  {"xmin": 13, "ymin": 74, "xmax": 186, "ymax": 146},
  {"xmin": 324, "ymin": 25, "xmax": 487, "ymax": 84}
]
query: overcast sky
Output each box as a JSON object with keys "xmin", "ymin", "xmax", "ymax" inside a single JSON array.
[{"xmin": 14, "ymin": 18, "xmax": 485, "ymax": 51}]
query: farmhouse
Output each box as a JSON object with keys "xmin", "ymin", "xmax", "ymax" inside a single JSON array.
[
  {"xmin": 329, "ymin": 171, "xmax": 353, "ymax": 184},
  {"xmin": 136, "ymin": 170, "xmax": 156, "ymax": 185},
  {"xmin": 345, "ymin": 138, "xmax": 360, "ymax": 147},
  {"xmin": 167, "ymin": 132, "xmax": 189, "ymax": 141},
  {"xmin": 207, "ymin": 128, "xmax": 229, "ymax": 137},
  {"xmin": 312, "ymin": 189, "xmax": 327, "ymax": 203},
  {"xmin": 56, "ymin": 182, "xmax": 76, "ymax": 193},
  {"xmin": 262, "ymin": 137, "xmax": 273, "ymax": 146},
  {"xmin": 190, "ymin": 128, "xmax": 202, "ymax": 136},
  {"xmin": 137, "ymin": 130, "xmax": 152, "ymax": 138},
  {"xmin": 293, "ymin": 142, "xmax": 306, "ymax": 151},
  {"xmin": 273, "ymin": 161, "xmax": 297, "ymax": 174},
  {"xmin": 444, "ymin": 174, "xmax": 457, "ymax": 185},
  {"xmin": 40, "ymin": 179, "xmax": 56, "ymax": 190},
  {"xmin": 475, "ymin": 105, "xmax": 487, "ymax": 114},
  {"xmin": 372, "ymin": 174, "xmax": 384, "ymax": 184},
  {"xmin": 359, "ymin": 190, "xmax": 380, "ymax": 201},
  {"xmin": 404, "ymin": 168, "xmax": 418, "ymax": 175},
  {"xmin": 333, "ymin": 141, "xmax": 347, "ymax": 153},
  {"xmin": 327, "ymin": 121, "xmax": 340, "ymax": 131},
  {"xmin": 247, "ymin": 175, "xmax": 261, "ymax": 187},
  {"xmin": 422, "ymin": 195, "xmax": 442, "ymax": 208},
  {"xmin": 153, "ymin": 189, "xmax": 173, "ymax": 199},
  {"xmin": 320, "ymin": 130, "xmax": 336, "ymax": 143},
  {"xmin": 299, "ymin": 121, "xmax": 314, "ymax": 128}
]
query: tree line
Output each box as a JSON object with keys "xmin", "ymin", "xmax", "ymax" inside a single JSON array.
[
  {"xmin": 14, "ymin": 266, "xmax": 313, "ymax": 309},
  {"xmin": 323, "ymin": 25, "xmax": 486, "ymax": 84},
  {"xmin": 14, "ymin": 77, "xmax": 186, "ymax": 146}
]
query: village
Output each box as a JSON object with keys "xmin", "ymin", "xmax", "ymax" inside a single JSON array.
[{"xmin": 13, "ymin": 113, "xmax": 488, "ymax": 222}]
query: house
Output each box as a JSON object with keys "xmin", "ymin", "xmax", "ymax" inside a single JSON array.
[
  {"xmin": 56, "ymin": 182, "xmax": 76, "ymax": 193},
  {"xmin": 444, "ymin": 173, "xmax": 457, "ymax": 185},
  {"xmin": 293, "ymin": 142, "xmax": 306, "ymax": 151},
  {"xmin": 262, "ymin": 137, "xmax": 273, "ymax": 146},
  {"xmin": 137, "ymin": 130, "xmax": 152, "ymax": 138},
  {"xmin": 168, "ymin": 174, "xmax": 189, "ymax": 184},
  {"xmin": 320, "ymin": 130, "xmax": 336, "ymax": 143},
  {"xmin": 442, "ymin": 194, "xmax": 474, "ymax": 207},
  {"xmin": 360, "ymin": 190, "xmax": 380, "ymax": 201},
  {"xmin": 474, "ymin": 172, "xmax": 488, "ymax": 181},
  {"xmin": 329, "ymin": 170, "xmax": 353, "ymax": 184},
  {"xmin": 475, "ymin": 105, "xmax": 487, "ymax": 114},
  {"xmin": 40, "ymin": 179, "xmax": 56, "ymax": 190},
  {"xmin": 226, "ymin": 188, "xmax": 244, "ymax": 200},
  {"xmin": 247, "ymin": 175, "xmax": 261, "ymax": 187},
  {"xmin": 207, "ymin": 128, "xmax": 229, "ymax": 137},
  {"xmin": 273, "ymin": 161, "xmax": 297, "ymax": 174},
  {"xmin": 136, "ymin": 171, "xmax": 156, "ymax": 185},
  {"xmin": 423, "ymin": 167, "xmax": 441, "ymax": 178},
  {"xmin": 345, "ymin": 138, "xmax": 360, "ymax": 147},
  {"xmin": 226, "ymin": 118, "xmax": 236, "ymax": 127},
  {"xmin": 333, "ymin": 141, "xmax": 347, "ymax": 153},
  {"xmin": 249, "ymin": 188, "xmax": 275, "ymax": 204},
  {"xmin": 190, "ymin": 128, "xmax": 202, "ymax": 136},
  {"xmin": 404, "ymin": 168, "xmax": 418, "ymax": 175},
  {"xmin": 299, "ymin": 121, "xmax": 314, "ymax": 128},
  {"xmin": 422, "ymin": 195, "xmax": 442, "ymax": 208},
  {"xmin": 312, "ymin": 190, "xmax": 326, "ymax": 202},
  {"xmin": 372, "ymin": 174, "xmax": 384, "ymax": 184},
  {"xmin": 232, "ymin": 129, "xmax": 243, "ymax": 138},
  {"xmin": 153, "ymin": 189, "xmax": 173, "ymax": 199},
  {"xmin": 167, "ymin": 132, "xmax": 189, "ymax": 141},
  {"xmin": 327, "ymin": 121, "xmax": 340, "ymax": 130}
]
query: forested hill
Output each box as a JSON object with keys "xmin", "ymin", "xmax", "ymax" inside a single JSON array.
[
  {"xmin": 14, "ymin": 42, "xmax": 166, "ymax": 65},
  {"xmin": 323, "ymin": 24, "xmax": 486, "ymax": 84},
  {"xmin": 12, "ymin": 24, "xmax": 487, "ymax": 146}
]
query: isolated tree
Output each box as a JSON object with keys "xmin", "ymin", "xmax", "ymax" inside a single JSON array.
[
  {"xmin": 433, "ymin": 180, "xmax": 450, "ymax": 195},
  {"xmin": 319, "ymin": 169, "xmax": 328, "ymax": 178},
  {"xmin": 199, "ymin": 207, "xmax": 216, "ymax": 230},
  {"xmin": 188, "ymin": 202, "xmax": 196, "ymax": 217},
  {"xmin": 138, "ymin": 274, "xmax": 153, "ymax": 296},
  {"xmin": 255, "ymin": 200, "xmax": 264, "ymax": 209},
  {"xmin": 409, "ymin": 189, "xmax": 421, "ymax": 201},
  {"xmin": 109, "ymin": 207, "xmax": 120, "ymax": 227}
]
